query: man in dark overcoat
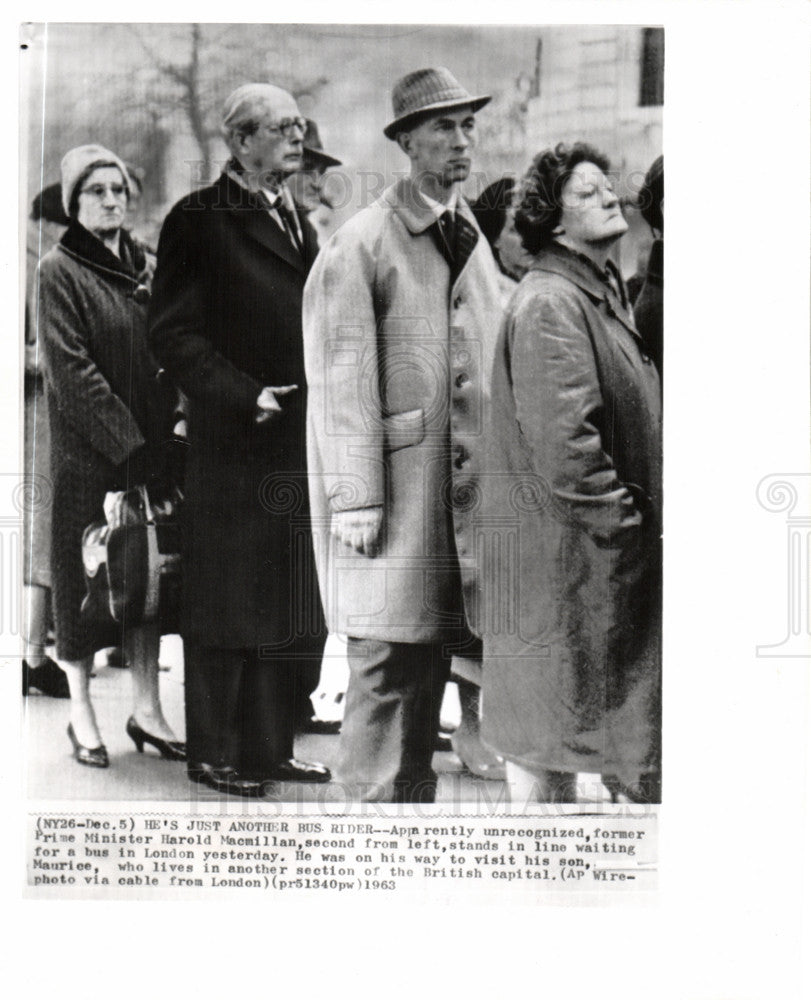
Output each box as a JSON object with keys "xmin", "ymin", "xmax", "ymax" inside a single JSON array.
[{"xmin": 149, "ymin": 83, "xmax": 330, "ymax": 796}]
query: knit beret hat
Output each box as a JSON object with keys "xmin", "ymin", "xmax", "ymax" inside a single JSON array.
[{"xmin": 60, "ymin": 144, "xmax": 132, "ymax": 217}]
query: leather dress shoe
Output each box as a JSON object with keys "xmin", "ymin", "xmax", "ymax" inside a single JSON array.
[
  {"xmin": 604, "ymin": 772, "xmax": 661, "ymax": 805},
  {"xmin": 297, "ymin": 717, "xmax": 342, "ymax": 736},
  {"xmin": 264, "ymin": 758, "xmax": 331, "ymax": 784},
  {"xmin": 23, "ymin": 657, "xmax": 70, "ymax": 698},
  {"xmin": 188, "ymin": 762, "xmax": 264, "ymax": 797}
]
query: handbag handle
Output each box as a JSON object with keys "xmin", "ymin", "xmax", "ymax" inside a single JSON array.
[{"xmin": 136, "ymin": 483, "xmax": 156, "ymax": 525}]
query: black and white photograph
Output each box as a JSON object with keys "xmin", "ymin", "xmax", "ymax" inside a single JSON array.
[
  {"xmin": 21, "ymin": 20, "xmax": 664, "ymax": 808},
  {"xmin": 6, "ymin": 3, "xmax": 810, "ymax": 997}
]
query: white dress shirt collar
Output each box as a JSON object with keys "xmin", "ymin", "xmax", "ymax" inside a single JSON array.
[
  {"xmin": 420, "ymin": 185, "xmax": 460, "ymax": 219},
  {"xmin": 225, "ymin": 163, "xmax": 302, "ymax": 244}
]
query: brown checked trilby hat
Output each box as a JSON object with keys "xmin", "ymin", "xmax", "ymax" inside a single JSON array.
[{"xmin": 383, "ymin": 66, "xmax": 491, "ymax": 140}]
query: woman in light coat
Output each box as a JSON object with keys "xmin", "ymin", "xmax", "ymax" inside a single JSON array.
[{"xmin": 480, "ymin": 142, "xmax": 662, "ymax": 804}]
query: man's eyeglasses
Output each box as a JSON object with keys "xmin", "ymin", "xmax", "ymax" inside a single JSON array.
[
  {"xmin": 80, "ymin": 183, "xmax": 128, "ymax": 200},
  {"xmin": 262, "ymin": 117, "xmax": 307, "ymax": 139}
]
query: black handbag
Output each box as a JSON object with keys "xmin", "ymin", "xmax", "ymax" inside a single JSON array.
[{"xmin": 80, "ymin": 484, "xmax": 182, "ymax": 631}]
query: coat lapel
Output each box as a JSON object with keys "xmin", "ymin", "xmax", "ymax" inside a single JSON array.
[
  {"xmin": 241, "ymin": 209, "xmax": 307, "ymax": 274},
  {"xmin": 386, "ymin": 177, "xmax": 437, "ymax": 234},
  {"xmin": 59, "ymin": 222, "xmax": 150, "ymax": 291},
  {"xmin": 533, "ymin": 244, "xmax": 641, "ymax": 341},
  {"xmin": 217, "ymin": 174, "xmax": 307, "ymax": 275},
  {"xmin": 386, "ymin": 178, "xmax": 480, "ymax": 287}
]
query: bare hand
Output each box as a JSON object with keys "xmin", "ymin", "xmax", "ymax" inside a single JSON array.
[
  {"xmin": 256, "ymin": 385, "xmax": 298, "ymax": 424},
  {"xmin": 331, "ymin": 506, "xmax": 384, "ymax": 557}
]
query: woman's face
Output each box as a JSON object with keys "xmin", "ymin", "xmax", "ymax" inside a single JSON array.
[
  {"xmin": 76, "ymin": 166, "xmax": 128, "ymax": 240},
  {"xmin": 495, "ymin": 210, "xmax": 531, "ymax": 277},
  {"xmin": 557, "ymin": 160, "xmax": 627, "ymax": 251}
]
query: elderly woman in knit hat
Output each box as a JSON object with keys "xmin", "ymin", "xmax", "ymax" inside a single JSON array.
[{"xmin": 37, "ymin": 144, "xmax": 183, "ymax": 769}]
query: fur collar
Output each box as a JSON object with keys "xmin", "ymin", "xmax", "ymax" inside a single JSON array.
[{"xmin": 59, "ymin": 221, "xmax": 152, "ymax": 286}]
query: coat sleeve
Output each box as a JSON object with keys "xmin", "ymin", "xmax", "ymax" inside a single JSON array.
[
  {"xmin": 302, "ymin": 224, "xmax": 385, "ymax": 513},
  {"xmin": 147, "ymin": 203, "xmax": 262, "ymax": 419},
  {"xmin": 509, "ymin": 283, "xmax": 643, "ymax": 546},
  {"xmin": 39, "ymin": 257, "xmax": 145, "ymax": 467}
]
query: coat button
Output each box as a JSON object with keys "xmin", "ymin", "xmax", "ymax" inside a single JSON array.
[
  {"xmin": 454, "ymin": 372, "xmax": 469, "ymax": 388},
  {"xmin": 640, "ymin": 352, "xmax": 652, "ymax": 364},
  {"xmin": 453, "ymin": 295, "xmax": 463, "ymax": 309}
]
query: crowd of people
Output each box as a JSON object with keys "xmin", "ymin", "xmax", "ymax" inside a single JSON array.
[{"xmin": 25, "ymin": 66, "xmax": 663, "ymax": 804}]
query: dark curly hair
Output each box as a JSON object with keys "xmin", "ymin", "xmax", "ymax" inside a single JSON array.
[{"xmin": 514, "ymin": 142, "xmax": 612, "ymax": 255}]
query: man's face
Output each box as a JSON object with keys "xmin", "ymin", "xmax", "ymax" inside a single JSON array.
[
  {"xmin": 237, "ymin": 92, "xmax": 305, "ymax": 181},
  {"xmin": 402, "ymin": 107, "xmax": 476, "ymax": 188},
  {"xmin": 287, "ymin": 164, "xmax": 328, "ymax": 212},
  {"xmin": 495, "ymin": 210, "xmax": 530, "ymax": 277}
]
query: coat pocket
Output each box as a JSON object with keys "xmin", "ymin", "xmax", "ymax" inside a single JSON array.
[{"xmin": 383, "ymin": 408, "xmax": 425, "ymax": 453}]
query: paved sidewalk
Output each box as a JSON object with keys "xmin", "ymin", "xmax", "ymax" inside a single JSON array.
[{"xmin": 24, "ymin": 636, "xmax": 521, "ymax": 807}]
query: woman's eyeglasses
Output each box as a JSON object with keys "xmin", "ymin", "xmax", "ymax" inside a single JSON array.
[{"xmin": 80, "ymin": 183, "xmax": 128, "ymax": 199}]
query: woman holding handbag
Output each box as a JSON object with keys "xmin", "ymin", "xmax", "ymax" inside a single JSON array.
[{"xmin": 37, "ymin": 144, "xmax": 184, "ymax": 768}]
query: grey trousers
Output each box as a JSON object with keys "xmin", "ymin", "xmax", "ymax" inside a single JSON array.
[{"xmin": 336, "ymin": 638, "xmax": 453, "ymax": 802}]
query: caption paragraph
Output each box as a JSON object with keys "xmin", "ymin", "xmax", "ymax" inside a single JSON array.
[{"xmin": 26, "ymin": 810, "xmax": 656, "ymax": 897}]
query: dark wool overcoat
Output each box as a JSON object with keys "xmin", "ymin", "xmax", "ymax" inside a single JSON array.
[
  {"xmin": 39, "ymin": 222, "xmax": 170, "ymax": 660},
  {"xmin": 479, "ymin": 242, "xmax": 662, "ymax": 789},
  {"xmin": 148, "ymin": 173, "xmax": 325, "ymax": 652},
  {"xmin": 634, "ymin": 237, "xmax": 663, "ymax": 378}
]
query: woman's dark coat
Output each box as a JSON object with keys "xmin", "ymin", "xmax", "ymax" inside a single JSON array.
[
  {"xmin": 634, "ymin": 237, "xmax": 663, "ymax": 378},
  {"xmin": 147, "ymin": 173, "xmax": 324, "ymax": 652},
  {"xmin": 480, "ymin": 242, "xmax": 662, "ymax": 790},
  {"xmin": 39, "ymin": 222, "xmax": 169, "ymax": 660}
]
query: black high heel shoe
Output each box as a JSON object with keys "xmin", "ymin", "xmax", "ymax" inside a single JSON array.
[
  {"xmin": 126, "ymin": 716, "xmax": 186, "ymax": 761},
  {"xmin": 67, "ymin": 723, "xmax": 109, "ymax": 768}
]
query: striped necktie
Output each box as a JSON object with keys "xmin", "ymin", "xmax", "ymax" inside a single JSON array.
[
  {"xmin": 439, "ymin": 210, "xmax": 456, "ymax": 260},
  {"xmin": 258, "ymin": 188, "xmax": 302, "ymax": 255},
  {"xmin": 278, "ymin": 203, "xmax": 303, "ymax": 255},
  {"xmin": 432, "ymin": 209, "xmax": 456, "ymax": 269}
]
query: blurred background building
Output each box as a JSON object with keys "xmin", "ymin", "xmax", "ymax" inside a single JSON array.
[{"xmin": 22, "ymin": 22, "xmax": 662, "ymax": 272}]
